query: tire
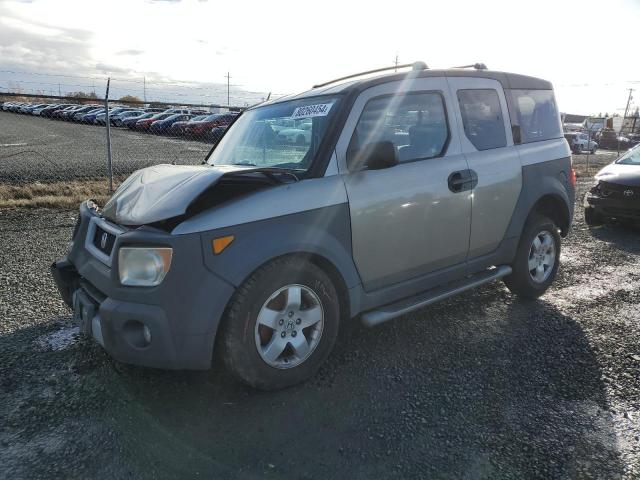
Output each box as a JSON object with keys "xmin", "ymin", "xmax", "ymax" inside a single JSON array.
[
  {"xmin": 584, "ymin": 207, "xmax": 603, "ymax": 226},
  {"xmin": 591, "ymin": 147, "xmax": 597, "ymax": 154},
  {"xmin": 504, "ymin": 214, "xmax": 561, "ymax": 299},
  {"xmin": 220, "ymin": 257, "xmax": 341, "ymax": 390}
]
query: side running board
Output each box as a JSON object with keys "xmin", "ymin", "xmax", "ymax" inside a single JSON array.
[{"xmin": 361, "ymin": 265, "xmax": 512, "ymax": 327}]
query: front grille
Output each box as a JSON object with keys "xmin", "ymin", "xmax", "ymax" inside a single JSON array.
[
  {"xmin": 599, "ymin": 182, "xmax": 639, "ymax": 201},
  {"xmin": 92, "ymin": 225, "xmax": 116, "ymax": 257}
]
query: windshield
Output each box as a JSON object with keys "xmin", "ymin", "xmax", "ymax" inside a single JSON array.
[
  {"xmin": 617, "ymin": 144, "xmax": 640, "ymax": 165},
  {"xmin": 207, "ymin": 95, "xmax": 340, "ymax": 172}
]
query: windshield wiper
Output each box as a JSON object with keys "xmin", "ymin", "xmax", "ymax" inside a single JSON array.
[{"xmin": 227, "ymin": 167, "xmax": 301, "ymax": 184}]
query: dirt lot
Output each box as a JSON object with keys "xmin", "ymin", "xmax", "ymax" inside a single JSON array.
[
  {"xmin": 1, "ymin": 114, "xmax": 639, "ymax": 478},
  {"xmin": 0, "ymin": 111, "xmax": 210, "ymax": 184}
]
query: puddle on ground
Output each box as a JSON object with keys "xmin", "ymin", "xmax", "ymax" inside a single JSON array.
[{"xmin": 35, "ymin": 325, "xmax": 79, "ymax": 351}]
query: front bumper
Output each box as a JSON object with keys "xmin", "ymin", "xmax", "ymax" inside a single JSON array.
[
  {"xmin": 584, "ymin": 193, "xmax": 640, "ymax": 221},
  {"xmin": 51, "ymin": 202, "xmax": 236, "ymax": 370}
]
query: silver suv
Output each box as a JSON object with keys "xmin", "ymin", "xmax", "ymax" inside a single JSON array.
[{"xmin": 52, "ymin": 62, "xmax": 575, "ymax": 390}]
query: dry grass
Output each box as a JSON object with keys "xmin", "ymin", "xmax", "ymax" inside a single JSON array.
[{"xmin": 0, "ymin": 179, "xmax": 114, "ymax": 209}]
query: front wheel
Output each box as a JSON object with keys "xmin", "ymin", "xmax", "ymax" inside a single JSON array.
[
  {"xmin": 220, "ymin": 257, "xmax": 340, "ymax": 390},
  {"xmin": 504, "ymin": 214, "xmax": 561, "ymax": 299}
]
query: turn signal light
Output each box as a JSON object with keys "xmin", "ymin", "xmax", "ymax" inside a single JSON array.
[
  {"xmin": 569, "ymin": 157, "xmax": 577, "ymax": 187},
  {"xmin": 212, "ymin": 235, "xmax": 234, "ymax": 254}
]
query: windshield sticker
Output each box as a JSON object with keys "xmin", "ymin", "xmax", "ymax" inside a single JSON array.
[{"xmin": 291, "ymin": 103, "xmax": 333, "ymax": 119}]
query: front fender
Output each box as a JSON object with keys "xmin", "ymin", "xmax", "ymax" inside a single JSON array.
[{"xmin": 198, "ymin": 203, "xmax": 361, "ymax": 291}]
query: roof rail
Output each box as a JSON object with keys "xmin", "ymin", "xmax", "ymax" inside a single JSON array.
[
  {"xmin": 312, "ymin": 61, "xmax": 429, "ymax": 89},
  {"xmin": 452, "ymin": 63, "xmax": 488, "ymax": 70}
]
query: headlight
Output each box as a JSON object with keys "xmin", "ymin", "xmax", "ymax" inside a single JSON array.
[{"xmin": 118, "ymin": 247, "xmax": 172, "ymax": 287}]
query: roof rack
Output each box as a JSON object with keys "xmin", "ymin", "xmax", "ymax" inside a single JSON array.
[
  {"xmin": 312, "ymin": 61, "xmax": 429, "ymax": 89},
  {"xmin": 452, "ymin": 63, "xmax": 488, "ymax": 70}
]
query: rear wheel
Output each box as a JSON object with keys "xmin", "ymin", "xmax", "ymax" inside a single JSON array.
[
  {"xmin": 221, "ymin": 257, "xmax": 340, "ymax": 390},
  {"xmin": 504, "ymin": 214, "xmax": 561, "ymax": 299}
]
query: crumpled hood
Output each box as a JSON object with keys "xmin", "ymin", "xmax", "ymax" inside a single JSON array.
[
  {"xmin": 102, "ymin": 163, "xmax": 257, "ymax": 225},
  {"xmin": 595, "ymin": 163, "xmax": 640, "ymax": 187}
]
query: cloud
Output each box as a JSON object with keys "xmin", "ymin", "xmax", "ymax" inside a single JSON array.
[
  {"xmin": 94, "ymin": 63, "xmax": 135, "ymax": 75},
  {"xmin": 116, "ymin": 49, "xmax": 145, "ymax": 56},
  {"xmin": 0, "ymin": 4, "xmax": 93, "ymax": 75}
]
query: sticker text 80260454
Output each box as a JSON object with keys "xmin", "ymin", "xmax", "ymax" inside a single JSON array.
[{"xmin": 291, "ymin": 103, "xmax": 333, "ymax": 119}]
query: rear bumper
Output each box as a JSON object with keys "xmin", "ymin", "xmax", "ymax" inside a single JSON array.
[{"xmin": 51, "ymin": 202, "xmax": 237, "ymax": 370}]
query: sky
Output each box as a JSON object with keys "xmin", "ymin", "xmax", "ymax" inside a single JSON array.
[{"xmin": 0, "ymin": 0, "xmax": 638, "ymax": 114}]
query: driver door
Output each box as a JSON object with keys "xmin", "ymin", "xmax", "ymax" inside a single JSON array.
[{"xmin": 335, "ymin": 78, "xmax": 472, "ymax": 291}]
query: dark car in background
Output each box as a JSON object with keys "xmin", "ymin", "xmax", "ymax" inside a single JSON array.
[
  {"xmin": 51, "ymin": 105, "xmax": 80, "ymax": 119},
  {"xmin": 183, "ymin": 113, "xmax": 237, "ymax": 139},
  {"xmin": 112, "ymin": 110, "xmax": 145, "ymax": 126},
  {"xmin": 584, "ymin": 144, "xmax": 640, "ymax": 225},
  {"xmin": 167, "ymin": 114, "xmax": 208, "ymax": 136},
  {"xmin": 134, "ymin": 112, "xmax": 174, "ymax": 131},
  {"xmin": 74, "ymin": 107, "xmax": 104, "ymax": 123},
  {"xmin": 205, "ymin": 125, "xmax": 229, "ymax": 144},
  {"xmin": 149, "ymin": 113, "xmax": 194, "ymax": 134},
  {"xmin": 61, "ymin": 105, "xmax": 100, "ymax": 121},
  {"xmin": 39, "ymin": 103, "xmax": 74, "ymax": 117},
  {"xmin": 122, "ymin": 112, "xmax": 156, "ymax": 129}
]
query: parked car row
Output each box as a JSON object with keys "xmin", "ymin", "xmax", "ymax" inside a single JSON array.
[{"xmin": 1, "ymin": 101, "xmax": 239, "ymax": 143}]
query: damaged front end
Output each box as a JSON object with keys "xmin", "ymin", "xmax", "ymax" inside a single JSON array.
[{"xmin": 101, "ymin": 163, "xmax": 298, "ymax": 229}]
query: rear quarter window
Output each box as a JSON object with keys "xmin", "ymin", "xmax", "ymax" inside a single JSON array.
[
  {"xmin": 508, "ymin": 89, "xmax": 562, "ymax": 144},
  {"xmin": 457, "ymin": 89, "xmax": 507, "ymax": 150}
]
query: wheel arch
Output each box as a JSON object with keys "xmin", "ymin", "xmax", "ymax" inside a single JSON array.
[{"xmin": 504, "ymin": 162, "xmax": 574, "ymax": 241}]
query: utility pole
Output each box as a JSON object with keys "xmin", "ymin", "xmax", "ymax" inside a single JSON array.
[
  {"xmin": 225, "ymin": 71, "xmax": 231, "ymax": 106},
  {"xmin": 618, "ymin": 88, "xmax": 634, "ymax": 155},
  {"xmin": 143, "ymin": 76, "xmax": 147, "ymax": 103},
  {"xmin": 394, "ymin": 54, "xmax": 399, "ymax": 72},
  {"xmin": 58, "ymin": 83, "xmax": 61, "ymax": 97}
]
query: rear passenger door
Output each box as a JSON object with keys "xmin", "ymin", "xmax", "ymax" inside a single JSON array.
[{"xmin": 446, "ymin": 78, "xmax": 522, "ymax": 259}]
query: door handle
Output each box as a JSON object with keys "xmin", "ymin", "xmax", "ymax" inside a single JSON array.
[
  {"xmin": 448, "ymin": 171, "xmax": 468, "ymax": 192},
  {"xmin": 448, "ymin": 170, "xmax": 477, "ymax": 193}
]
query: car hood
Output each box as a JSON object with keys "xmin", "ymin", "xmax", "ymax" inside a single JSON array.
[
  {"xmin": 595, "ymin": 162, "xmax": 640, "ymax": 187},
  {"xmin": 101, "ymin": 163, "xmax": 265, "ymax": 226}
]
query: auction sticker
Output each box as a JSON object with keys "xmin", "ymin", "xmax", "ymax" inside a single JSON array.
[{"xmin": 291, "ymin": 103, "xmax": 333, "ymax": 119}]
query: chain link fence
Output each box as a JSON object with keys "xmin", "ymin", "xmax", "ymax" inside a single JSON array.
[
  {"xmin": 0, "ymin": 84, "xmax": 265, "ymax": 205},
  {"xmin": 0, "ymin": 93, "xmax": 245, "ymax": 180}
]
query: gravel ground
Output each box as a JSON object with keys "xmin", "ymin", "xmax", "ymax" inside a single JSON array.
[
  {"xmin": 1, "ymin": 151, "xmax": 640, "ymax": 479},
  {"xmin": 0, "ymin": 111, "xmax": 211, "ymax": 184}
]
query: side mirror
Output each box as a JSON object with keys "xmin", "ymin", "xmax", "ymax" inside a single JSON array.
[{"xmin": 347, "ymin": 141, "xmax": 398, "ymax": 171}]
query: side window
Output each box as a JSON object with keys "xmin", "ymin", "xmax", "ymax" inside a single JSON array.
[
  {"xmin": 457, "ymin": 89, "xmax": 507, "ymax": 150},
  {"xmin": 508, "ymin": 89, "xmax": 562, "ymax": 144},
  {"xmin": 350, "ymin": 92, "xmax": 448, "ymax": 165}
]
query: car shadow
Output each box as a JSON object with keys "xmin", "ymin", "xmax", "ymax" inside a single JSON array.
[
  {"xmin": 588, "ymin": 221, "xmax": 640, "ymax": 255},
  {"xmin": 100, "ymin": 289, "xmax": 624, "ymax": 479}
]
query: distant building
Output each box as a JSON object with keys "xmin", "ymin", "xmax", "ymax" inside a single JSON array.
[{"xmin": 562, "ymin": 113, "xmax": 588, "ymax": 124}]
